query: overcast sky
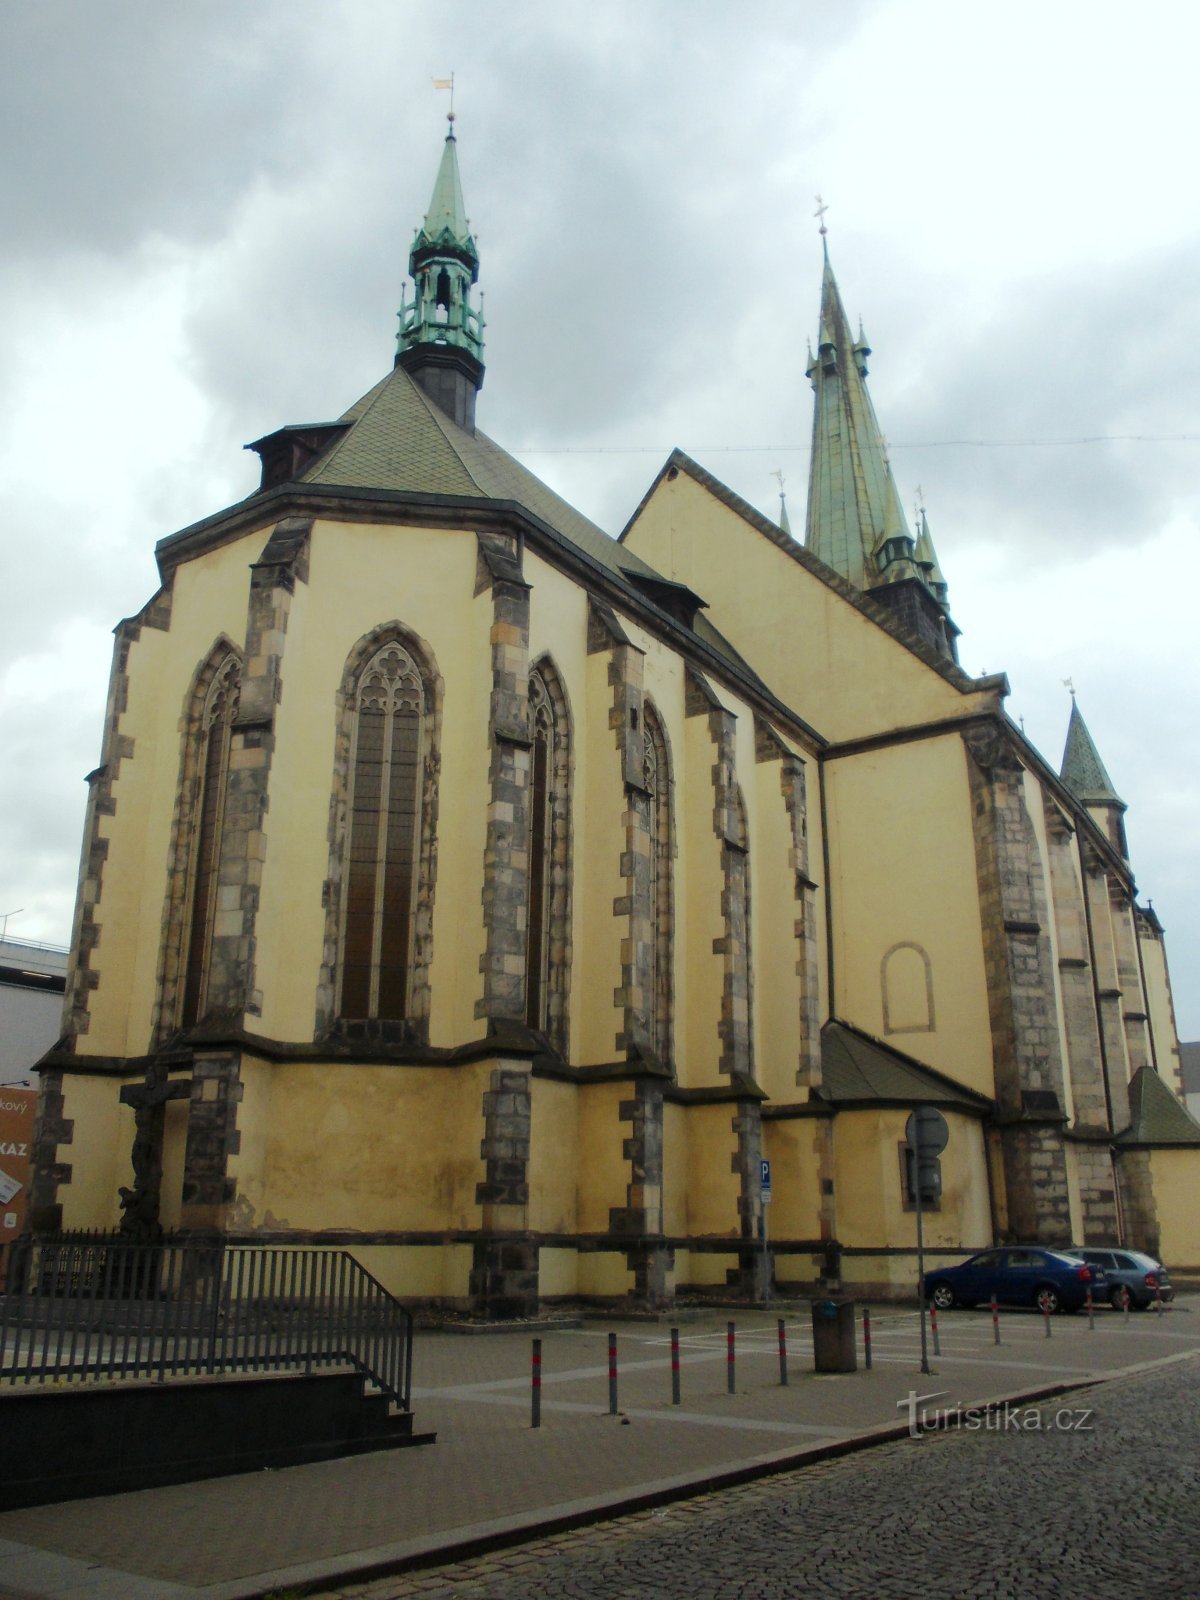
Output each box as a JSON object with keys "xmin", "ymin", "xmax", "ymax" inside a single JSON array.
[{"xmin": 2, "ymin": 0, "xmax": 1197, "ymax": 1038}]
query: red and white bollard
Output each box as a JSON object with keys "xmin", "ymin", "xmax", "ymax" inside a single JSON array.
[
  {"xmin": 929, "ymin": 1300, "xmax": 941, "ymax": 1356},
  {"xmin": 1042, "ymin": 1296, "xmax": 1053, "ymax": 1338},
  {"xmin": 1085, "ymin": 1287, "xmax": 1094, "ymax": 1330},
  {"xmin": 991, "ymin": 1294, "xmax": 1001, "ymax": 1345}
]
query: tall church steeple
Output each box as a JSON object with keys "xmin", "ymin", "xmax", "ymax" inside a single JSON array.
[
  {"xmin": 804, "ymin": 243, "xmax": 958, "ymax": 661},
  {"xmin": 397, "ymin": 115, "xmax": 485, "ymax": 431}
]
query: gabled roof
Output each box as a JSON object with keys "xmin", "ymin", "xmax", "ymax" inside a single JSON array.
[
  {"xmin": 297, "ymin": 363, "xmax": 758, "ymax": 679},
  {"xmin": 621, "ymin": 448, "xmax": 990, "ymax": 696},
  {"xmin": 1118, "ymin": 1064, "xmax": 1200, "ymax": 1147},
  {"xmin": 814, "ymin": 1019, "xmax": 994, "ymax": 1113},
  {"xmin": 1060, "ymin": 700, "xmax": 1123, "ymax": 806}
]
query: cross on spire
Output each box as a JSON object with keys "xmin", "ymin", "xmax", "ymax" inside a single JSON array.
[{"xmin": 814, "ymin": 194, "xmax": 829, "ymax": 236}]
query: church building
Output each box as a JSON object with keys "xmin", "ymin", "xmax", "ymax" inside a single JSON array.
[{"xmin": 31, "ymin": 122, "xmax": 1199, "ymax": 1314}]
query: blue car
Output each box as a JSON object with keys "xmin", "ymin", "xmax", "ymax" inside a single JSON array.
[{"xmin": 924, "ymin": 1247, "xmax": 1106, "ymax": 1315}]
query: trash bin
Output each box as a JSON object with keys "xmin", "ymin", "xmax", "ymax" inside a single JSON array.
[{"xmin": 811, "ymin": 1298, "xmax": 857, "ymax": 1372}]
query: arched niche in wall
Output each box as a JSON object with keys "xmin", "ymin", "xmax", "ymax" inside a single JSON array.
[{"xmin": 881, "ymin": 941, "xmax": 935, "ymax": 1034}]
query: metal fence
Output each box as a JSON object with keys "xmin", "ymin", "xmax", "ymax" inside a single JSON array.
[{"xmin": 0, "ymin": 1236, "xmax": 413, "ymax": 1409}]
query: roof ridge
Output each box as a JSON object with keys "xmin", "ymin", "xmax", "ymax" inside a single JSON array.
[{"xmin": 632, "ymin": 449, "xmax": 986, "ymax": 696}]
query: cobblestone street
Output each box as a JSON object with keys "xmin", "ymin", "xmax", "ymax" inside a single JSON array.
[{"xmin": 329, "ymin": 1354, "xmax": 1200, "ymax": 1600}]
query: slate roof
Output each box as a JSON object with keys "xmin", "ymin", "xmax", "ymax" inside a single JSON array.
[
  {"xmin": 815, "ymin": 1020, "xmax": 993, "ymax": 1112},
  {"xmin": 1118, "ymin": 1064, "xmax": 1200, "ymax": 1147},
  {"xmin": 1060, "ymin": 700, "xmax": 1123, "ymax": 806},
  {"xmin": 302, "ymin": 363, "xmax": 757, "ymax": 677}
]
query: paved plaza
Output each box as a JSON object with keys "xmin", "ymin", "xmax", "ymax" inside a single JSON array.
[{"xmin": 0, "ymin": 1298, "xmax": 1197, "ymax": 1599}]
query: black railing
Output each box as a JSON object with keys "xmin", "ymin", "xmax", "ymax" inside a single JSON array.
[{"xmin": 0, "ymin": 1236, "xmax": 413, "ymax": 1409}]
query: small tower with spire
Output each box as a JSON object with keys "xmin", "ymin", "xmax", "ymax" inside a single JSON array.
[
  {"xmin": 397, "ymin": 109, "xmax": 485, "ymax": 431},
  {"xmin": 1060, "ymin": 692, "xmax": 1129, "ymax": 858},
  {"xmin": 803, "ymin": 227, "xmax": 958, "ymax": 661}
]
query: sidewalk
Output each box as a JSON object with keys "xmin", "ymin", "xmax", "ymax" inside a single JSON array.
[{"xmin": 1, "ymin": 1297, "xmax": 1197, "ymax": 1600}]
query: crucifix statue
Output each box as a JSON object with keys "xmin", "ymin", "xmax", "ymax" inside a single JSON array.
[{"xmin": 118, "ymin": 1062, "xmax": 190, "ymax": 1241}]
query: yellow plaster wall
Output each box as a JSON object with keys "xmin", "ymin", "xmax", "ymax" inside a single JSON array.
[
  {"xmin": 834, "ymin": 1110, "xmax": 991, "ymax": 1251},
  {"xmin": 576, "ymin": 1082, "xmax": 628, "ymax": 1234},
  {"xmin": 349, "ymin": 1243, "xmax": 473, "ymax": 1302},
  {"xmin": 58, "ymin": 1077, "xmax": 135, "ymax": 1231},
  {"xmin": 85, "ymin": 530, "xmax": 274, "ymax": 1057},
  {"xmin": 528, "ymin": 1078, "xmax": 579, "ymax": 1235},
  {"xmin": 158, "ymin": 1098, "xmax": 190, "ymax": 1231},
  {"xmin": 825, "ymin": 736, "xmax": 994, "ymax": 1098},
  {"xmin": 577, "ymin": 1253, "xmax": 635, "ymax": 1297},
  {"xmin": 1147, "ymin": 1150, "xmax": 1200, "ymax": 1267},
  {"xmin": 680, "ymin": 713, "xmax": 726, "ymax": 1090},
  {"xmin": 1139, "ymin": 935, "xmax": 1181, "ymax": 1091},
  {"xmin": 685, "ymin": 1104, "xmax": 740, "ymax": 1237},
  {"xmin": 761, "ymin": 1117, "xmax": 825, "ymax": 1240},
  {"xmin": 678, "ymin": 1251, "xmax": 739, "ymax": 1288},
  {"xmin": 253, "ymin": 1060, "xmax": 487, "ymax": 1234},
  {"xmin": 538, "ymin": 1247, "xmax": 579, "ymax": 1298},
  {"xmin": 228, "ymin": 1053, "xmax": 274, "ymax": 1226},
  {"xmin": 253, "ymin": 520, "xmax": 489, "ymax": 1046},
  {"xmin": 662, "ymin": 1101, "xmax": 689, "ymax": 1237},
  {"xmin": 622, "ymin": 471, "xmax": 992, "ymax": 744}
]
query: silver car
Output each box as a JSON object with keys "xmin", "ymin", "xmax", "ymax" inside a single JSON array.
[{"xmin": 1064, "ymin": 1247, "xmax": 1173, "ymax": 1310}]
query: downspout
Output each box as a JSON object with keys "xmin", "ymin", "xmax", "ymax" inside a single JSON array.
[{"xmin": 818, "ymin": 755, "xmax": 836, "ymax": 1017}]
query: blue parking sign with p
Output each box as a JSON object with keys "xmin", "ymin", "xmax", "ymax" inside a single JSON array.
[{"xmin": 760, "ymin": 1158, "xmax": 772, "ymax": 1199}]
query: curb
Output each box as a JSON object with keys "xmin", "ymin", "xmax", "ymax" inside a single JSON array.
[{"xmin": 195, "ymin": 1346, "xmax": 1200, "ymax": 1600}]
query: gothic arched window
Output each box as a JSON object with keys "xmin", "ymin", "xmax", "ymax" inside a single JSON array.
[
  {"xmin": 155, "ymin": 644, "xmax": 241, "ymax": 1040},
  {"xmin": 643, "ymin": 702, "xmax": 673, "ymax": 1065},
  {"xmin": 526, "ymin": 660, "xmax": 571, "ymax": 1053},
  {"xmin": 325, "ymin": 630, "xmax": 441, "ymax": 1029}
]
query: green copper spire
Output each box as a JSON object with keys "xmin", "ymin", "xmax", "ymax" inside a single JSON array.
[
  {"xmin": 1060, "ymin": 698, "xmax": 1123, "ymax": 805},
  {"xmin": 397, "ymin": 122, "xmax": 485, "ymax": 374},
  {"xmin": 914, "ymin": 508, "xmax": 950, "ymax": 608},
  {"xmin": 805, "ymin": 244, "xmax": 914, "ymax": 590}
]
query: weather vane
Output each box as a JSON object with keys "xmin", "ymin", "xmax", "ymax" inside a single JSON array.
[
  {"xmin": 1062, "ymin": 676, "xmax": 1076, "ymax": 698},
  {"xmin": 432, "ymin": 73, "xmax": 456, "ymax": 124},
  {"xmin": 814, "ymin": 194, "xmax": 829, "ymax": 236},
  {"xmin": 914, "ymin": 484, "xmax": 925, "ymax": 521}
]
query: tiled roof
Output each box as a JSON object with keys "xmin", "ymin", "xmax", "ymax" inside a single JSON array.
[
  {"xmin": 817, "ymin": 1020, "xmax": 993, "ymax": 1111},
  {"xmin": 1119, "ymin": 1064, "xmax": 1200, "ymax": 1146},
  {"xmin": 1060, "ymin": 700, "xmax": 1123, "ymax": 805},
  {"xmin": 303, "ymin": 365, "xmax": 757, "ymax": 677}
]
